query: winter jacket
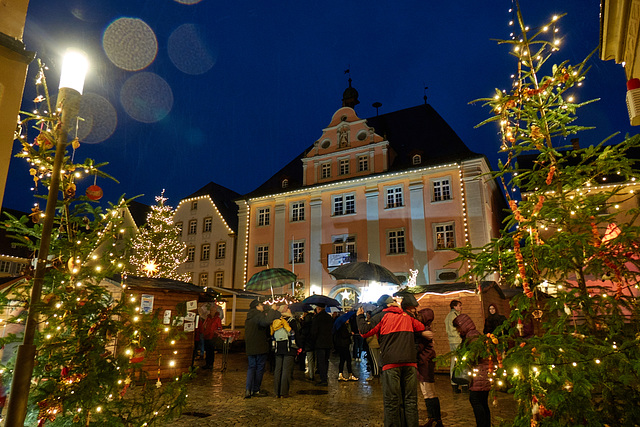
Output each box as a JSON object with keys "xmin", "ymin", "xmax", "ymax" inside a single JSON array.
[
  {"xmin": 416, "ymin": 307, "xmax": 435, "ymax": 383},
  {"xmin": 244, "ymin": 308, "xmax": 271, "ymax": 355},
  {"xmin": 299, "ymin": 312, "xmax": 314, "ymax": 351},
  {"xmin": 483, "ymin": 305, "xmax": 507, "ymax": 335},
  {"xmin": 452, "ymin": 313, "xmax": 491, "ymax": 392},
  {"xmin": 357, "ymin": 304, "xmax": 425, "ymax": 369},
  {"xmin": 333, "ymin": 321, "xmax": 352, "ymax": 349},
  {"xmin": 202, "ymin": 314, "xmax": 222, "ymax": 340},
  {"xmin": 444, "ymin": 308, "xmax": 462, "ymax": 345},
  {"xmin": 311, "ymin": 310, "xmax": 333, "ymax": 349}
]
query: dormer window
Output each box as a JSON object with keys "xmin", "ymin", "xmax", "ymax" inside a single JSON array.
[
  {"xmin": 412, "ymin": 154, "xmax": 422, "ymax": 165},
  {"xmin": 282, "ymin": 179, "xmax": 289, "ymax": 188},
  {"xmin": 191, "ymin": 200, "xmax": 198, "ymax": 210}
]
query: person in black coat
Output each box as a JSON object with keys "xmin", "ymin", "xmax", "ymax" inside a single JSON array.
[
  {"xmin": 483, "ymin": 304, "xmax": 507, "ymax": 335},
  {"xmin": 333, "ymin": 315, "xmax": 357, "ymax": 381},
  {"xmin": 310, "ymin": 304, "xmax": 333, "ymax": 386},
  {"xmin": 244, "ymin": 299, "xmax": 273, "ymax": 398}
]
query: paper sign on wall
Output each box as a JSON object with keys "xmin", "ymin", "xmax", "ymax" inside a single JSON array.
[
  {"xmin": 184, "ymin": 322, "xmax": 194, "ymax": 332},
  {"xmin": 185, "ymin": 311, "xmax": 196, "ymax": 322},
  {"xmin": 186, "ymin": 300, "xmax": 197, "ymax": 311},
  {"xmin": 140, "ymin": 294, "xmax": 154, "ymax": 314},
  {"xmin": 163, "ymin": 310, "xmax": 172, "ymax": 324}
]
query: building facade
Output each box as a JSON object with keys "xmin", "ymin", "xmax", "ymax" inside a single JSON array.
[
  {"xmin": 235, "ymin": 93, "xmax": 505, "ymax": 303},
  {"xmin": 173, "ymin": 182, "xmax": 239, "ymax": 289}
]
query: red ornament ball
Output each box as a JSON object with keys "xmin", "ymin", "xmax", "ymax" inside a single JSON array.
[{"xmin": 86, "ymin": 185, "xmax": 103, "ymax": 201}]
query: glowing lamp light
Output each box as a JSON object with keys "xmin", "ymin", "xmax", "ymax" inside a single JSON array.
[{"xmin": 59, "ymin": 50, "xmax": 89, "ymax": 94}]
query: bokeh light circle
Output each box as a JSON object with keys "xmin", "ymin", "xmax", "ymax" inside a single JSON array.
[
  {"xmin": 120, "ymin": 72, "xmax": 173, "ymax": 123},
  {"xmin": 76, "ymin": 93, "xmax": 118, "ymax": 143},
  {"xmin": 103, "ymin": 17, "xmax": 158, "ymax": 71},
  {"xmin": 173, "ymin": 0, "xmax": 203, "ymax": 4},
  {"xmin": 168, "ymin": 23, "xmax": 216, "ymax": 75}
]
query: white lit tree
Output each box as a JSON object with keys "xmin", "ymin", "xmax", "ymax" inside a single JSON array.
[{"xmin": 126, "ymin": 193, "xmax": 190, "ymax": 282}]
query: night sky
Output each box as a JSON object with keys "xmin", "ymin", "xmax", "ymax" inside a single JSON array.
[{"xmin": 3, "ymin": 0, "xmax": 635, "ymax": 213}]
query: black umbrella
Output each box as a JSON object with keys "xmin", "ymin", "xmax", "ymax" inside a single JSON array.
[
  {"xmin": 330, "ymin": 261, "xmax": 403, "ymax": 285},
  {"xmin": 301, "ymin": 294, "xmax": 341, "ymax": 307},
  {"xmin": 288, "ymin": 302, "xmax": 313, "ymax": 312}
]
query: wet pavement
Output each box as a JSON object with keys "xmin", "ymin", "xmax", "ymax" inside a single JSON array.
[{"xmin": 167, "ymin": 351, "xmax": 517, "ymax": 427}]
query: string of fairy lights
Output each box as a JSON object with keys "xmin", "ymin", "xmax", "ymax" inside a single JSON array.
[
  {"xmin": 445, "ymin": 6, "xmax": 640, "ymax": 419},
  {"xmin": 7, "ymin": 63, "xmax": 192, "ymax": 425}
]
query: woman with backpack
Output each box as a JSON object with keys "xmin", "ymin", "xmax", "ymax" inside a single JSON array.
[{"xmin": 271, "ymin": 306, "xmax": 298, "ymax": 398}]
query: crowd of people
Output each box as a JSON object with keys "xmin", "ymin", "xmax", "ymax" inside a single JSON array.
[{"xmin": 195, "ymin": 296, "xmax": 508, "ymax": 427}]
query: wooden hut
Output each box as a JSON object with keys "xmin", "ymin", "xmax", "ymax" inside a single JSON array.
[
  {"xmin": 103, "ymin": 276, "xmax": 207, "ymax": 379},
  {"xmin": 411, "ymin": 281, "xmax": 509, "ymax": 371}
]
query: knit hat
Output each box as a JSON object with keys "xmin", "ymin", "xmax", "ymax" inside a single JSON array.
[
  {"xmin": 250, "ymin": 299, "xmax": 262, "ymax": 309},
  {"xmin": 377, "ymin": 295, "xmax": 394, "ymax": 306}
]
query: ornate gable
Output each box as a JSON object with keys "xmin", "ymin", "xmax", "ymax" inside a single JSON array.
[{"xmin": 302, "ymin": 107, "xmax": 388, "ymax": 186}]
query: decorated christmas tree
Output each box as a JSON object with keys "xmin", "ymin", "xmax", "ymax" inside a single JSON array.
[
  {"xmin": 126, "ymin": 193, "xmax": 190, "ymax": 282},
  {"xmin": 451, "ymin": 6, "xmax": 640, "ymax": 427},
  {"xmin": 1, "ymin": 61, "xmax": 192, "ymax": 425}
]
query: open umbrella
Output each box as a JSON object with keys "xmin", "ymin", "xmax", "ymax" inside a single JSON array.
[
  {"xmin": 301, "ymin": 294, "xmax": 341, "ymax": 307},
  {"xmin": 332, "ymin": 310, "xmax": 356, "ymax": 334},
  {"xmin": 288, "ymin": 302, "xmax": 313, "ymax": 313},
  {"xmin": 330, "ymin": 261, "xmax": 403, "ymax": 285},
  {"xmin": 352, "ymin": 302, "xmax": 376, "ymax": 312},
  {"xmin": 245, "ymin": 268, "xmax": 297, "ymax": 297}
]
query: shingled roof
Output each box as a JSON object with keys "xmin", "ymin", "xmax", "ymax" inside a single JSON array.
[
  {"xmin": 244, "ymin": 103, "xmax": 482, "ymax": 198},
  {"xmin": 182, "ymin": 182, "xmax": 240, "ymax": 232}
]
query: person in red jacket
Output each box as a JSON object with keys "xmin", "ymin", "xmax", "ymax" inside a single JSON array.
[
  {"xmin": 453, "ymin": 313, "xmax": 492, "ymax": 427},
  {"xmin": 202, "ymin": 311, "xmax": 222, "ymax": 370},
  {"xmin": 357, "ymin": 296, "xmax": 432, "ymax": 427}
]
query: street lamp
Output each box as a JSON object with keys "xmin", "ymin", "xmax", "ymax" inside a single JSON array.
[{"xmin": 5, "ymin": 49, "xmax": 88, "ymax": 427}]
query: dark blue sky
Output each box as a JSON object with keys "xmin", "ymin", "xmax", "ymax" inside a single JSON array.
[{"xmin": 4, "ymin": 0, "xmax": 634, "ymax": 213}]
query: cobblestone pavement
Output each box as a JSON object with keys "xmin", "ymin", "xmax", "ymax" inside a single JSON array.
[{"xmin": 167, "ymin": 351, "xmax": 517, "ymax": 427}]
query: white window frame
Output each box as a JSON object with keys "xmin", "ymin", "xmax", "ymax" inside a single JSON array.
[
  {"xmin": 203, "ymin": 217, "xmax": 212, "ymax": 232},
  {"xmin": 339, "ymin": 158, "xmax": 350, "ymax": 175},
  {"xmin": 216, "ymin": 241, "xmax": 226, "ymax": 259},
  {"xmin": 435, "ymin": 222, "xmax": 456, "ymax": 249},
  {"xmin": 256, "ymin": 245, "xmax": 269, "ymax": 267},
  {"xmin": 191, "ymin": 200, "xmax": 198, "ymax": 210},
  {"xmin": 0, "ymin": 260, "xmax": 10, "ymax": 273},
  {"xmin": 333, "ymin": 236, "xmax": 357, "ymax": 259},
  {"xmin": 176, "ymin": 221, "xmax": 183, "ymax": 235},
  {"xmin": 290, "ymin": 201, "xmax": 305, "ymax": 222},
  {"xmin": 332, "ymin": 193, "xmax": 356, "ymax": 216},
  {"xmin": 257, "ymin": 207, "xmax": 270, "ymax": 227},
  {"xmin": 385, "ymin": 185, "xmax": 404, "ymax": 209},
  {"xmin": 387, "ymin": 228, "xmax": 406, "ymax": 254},
  {"xmin": 321, "ymin": 162, "xmax": 331, "ymax": 179},
  {"xmin": 358, "ymin": 155, "xmax": 369, "ymax": 172},
  {"xmin": 199, "ymin": 272, "xmax": 208, "ymax": 287},
  {"xmin": 186, "ymin": 246, "xmax": 195, "ymax": 262},
  {"xmin": 201, "ymin": 243, "xmax": 210, "ymax": 261},
  {"xmin": 188, "ymin": 219, "xmax": 197, "ymax": 234},
  {"xmin": 215, "ymin": 271, "xmax": 224, "ymax": 287},
  {"xmin": 291, "ymin": 240, "xmax": 305, "ymax": 264},
  {"xmin": 432, "ymin": 177, "xmax": 452, "ymax": 202}
]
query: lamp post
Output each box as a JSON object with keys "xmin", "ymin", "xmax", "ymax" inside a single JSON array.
[{"xmin": 5, "ymin": 50, "xmax": 88, "ymax": 427}]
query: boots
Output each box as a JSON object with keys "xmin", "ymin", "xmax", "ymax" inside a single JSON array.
[{"xmin": 423, "ymin": 397, "xmax": 443, "ymax": 427}]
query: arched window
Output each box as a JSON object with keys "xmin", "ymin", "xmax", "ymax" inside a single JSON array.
[
  {"xmin": 412, "ymin": 154, "xmax": 421, "ymax": 165},
  {"xmin": 282, "ymin": 179, "xmax": 289, "ymax": 188}
]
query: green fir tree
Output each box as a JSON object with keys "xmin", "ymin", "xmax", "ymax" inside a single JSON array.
[
  {"xmin": 1, "ymin": 61, "xmax": 191, "ymax": 426},
  {"xmin": 126, "ymin": 194, "xmax": 190, "ymax": 282},
  {"xmin": 450, "ymin": 6, "xmax": 640, "ymax": 427}
]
